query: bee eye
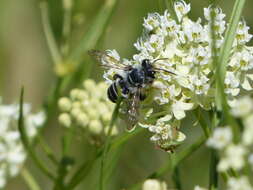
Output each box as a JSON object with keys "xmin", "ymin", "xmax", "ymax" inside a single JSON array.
[{"xmin": 142, "ymin": 59, "xmax": 150, "ymax": 67}]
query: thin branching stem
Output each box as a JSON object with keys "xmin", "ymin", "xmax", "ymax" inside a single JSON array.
[
  {"xmin": 129, "ymin": 135, "xmax": 206, "ymax": 190},
  {"xmin": 21, "ymin": 168, "xmax": 41, "ymax": 190},
  {"xmin": 37, "ymin": 134, "xmax": 58, "ymax": 166}
]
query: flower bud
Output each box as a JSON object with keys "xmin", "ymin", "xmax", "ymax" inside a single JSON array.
[
  {"xmin": 59, "ymin": 113, "xmax": 72, "ymax": 127},
  {"xmin": 89, "ymin": 120, "xmax": 102, "ymax": 134},
  {"xmin": 58, "ymin": 97, "xmax": 72, "ymax": 112}
]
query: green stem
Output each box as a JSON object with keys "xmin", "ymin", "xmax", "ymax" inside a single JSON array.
[
  {"xmin": 62, "ymin": 0, "xmax": 72, "ymax": 57},
  {"xmin": 40, "ymin": 2, "xmax": 62, "ymax": 65},
  {"xmin": 18, "ymin": 88, "xmax": 55, "ymax": 181},
  {"xmin": 99, "ymin": 99, "xmax": 122, "ymax": 190},
  {"xmin": 209, "ymin": 149, "xmax": 218, "ymax": 190},
  {"xmin": 193, "ymin": 109, "xmax": 211, "ymax": 138},
  {"xmin": 53, "ymin": 127, "xmax": 75, "ymax": 189},
  {"xmin": 37, "ymin": 134, "xmax": 58, "ymax": 166},
  {"xmin": 172, "ymin": 165, "xmax": 182, "ymax": 190},
  {"xmin": 21, "ymin": 168, "xmax": 41, "ymax": 190}
]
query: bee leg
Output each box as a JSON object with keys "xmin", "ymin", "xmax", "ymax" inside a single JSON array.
[
  {"xmin": 139, "ymin": 93, "xmax": 146, "ymax": 101},
  {"xmin": 113, "ymin": 74, "xmax": 123, "ymax": 80}
]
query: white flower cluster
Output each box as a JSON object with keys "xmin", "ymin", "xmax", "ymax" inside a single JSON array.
[
  {"xmin": 101, "ymin": 1, "xmax": 253, "ymax": 150},
  {"xmin": 0, "ymin": 98, "xmax": 45, "ymax": 188},
  {"xmin": 139, "ymin": 114, "xmax": 185, "ymax": 152},
  {"xmin": 142, "ymin": 179, "xmax": 167, "ymax": 190},
  {"xmin": 58, "ymin": 79, "xmax": 118, "ymax": 135},
  {"xmin": 207, "ymin": 96, "xmax": 253, "ymax": 189}
]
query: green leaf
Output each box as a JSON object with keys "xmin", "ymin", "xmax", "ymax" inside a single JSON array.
[
  {"xmin": 215, "ymin": 0, "xmax": 246, "ymax": 141},
  {"xmin": 18, "ymin": 87, "xmax": 56, "ymax": 181},
  {"xmin": 61, "ymin": 0, "xmax": 120, "ymax": 91}
]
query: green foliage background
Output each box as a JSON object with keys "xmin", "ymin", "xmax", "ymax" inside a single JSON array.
[{"xmin": 0, "ymin": 0, "xmax": 253, "ymax": 189}]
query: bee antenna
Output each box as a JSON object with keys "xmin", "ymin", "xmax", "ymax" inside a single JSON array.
[{"xmin": 152, "ymin": 58, "xmax": 170, "ymax": 64}]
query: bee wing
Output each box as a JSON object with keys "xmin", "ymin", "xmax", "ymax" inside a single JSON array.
[
  {"xmin": 88, "ymin": 50, "xmax": 131, "ymax": 71},
  {"xmin": 125, "ymin": 88, "xmax": 141, "ymax": 131}
]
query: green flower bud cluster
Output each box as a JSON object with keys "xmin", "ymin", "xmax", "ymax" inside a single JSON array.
[{"xmin": 58, "ymin": 79, "xmax": 118, "ymax": 136}]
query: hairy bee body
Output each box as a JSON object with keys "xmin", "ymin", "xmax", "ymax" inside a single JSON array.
[{"xmin": 107, "ymin": 59, "xmax": 155, "ymax": 103}]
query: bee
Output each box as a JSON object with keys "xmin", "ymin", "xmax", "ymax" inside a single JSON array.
[{"xmin": 88, "ymin": 50, "xmax": 175, "ymax": 131}]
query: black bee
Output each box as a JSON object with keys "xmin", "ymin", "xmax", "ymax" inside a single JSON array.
[{"xmin": 89, "ymin": 50, "xmax": 174, "ymax": 130}]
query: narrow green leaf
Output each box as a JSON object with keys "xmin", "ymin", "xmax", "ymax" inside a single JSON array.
[
  {"xmin": 40, "ymin": 2, "xmax": 62, "ymax": 65},
  {"xmin": 61, "ymin": 0, "xmax": 120, "ymax": 91},
  {"xmin": 217, "ymin": 0, "xmax": 246, "ymax": 83},
  {"xmin": 215, "ymin": 0, "xmax": 246, "ymax": 141},
  {"xmin": 18, "ymin": 87, "xmax": 55, "ymax": 181}
]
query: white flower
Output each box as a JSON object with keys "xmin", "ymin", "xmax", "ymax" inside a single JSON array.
[
  {"xmin": 0, "ymin": 99, "xmax": 45, "ymax": 188},
  {"xmin": 242, "ymin": 115, "xmax": 253, "ymax": 145},
  {"xmin": 101, "ymin": 0, "xmax": 253, "ymax": 152},
  {"xmin": 227, "ymin": 176, "xmax": 252, "ymax": 190},
  {"xmin": 204, "ymin": 6, "xmax": 225, "ymax": 21},
  {"xmin": 248, "ymin": 154, "xmax": 253, "ymax": 167},
  {"xmin": 231, "ymin": 96, "xmax": 253, "ymax": 117},
  {"xmin": 234, "ymin": 21, "xmax": 253, "ymax": 46},
  {"xmin": 142, "ymin": 179, "xmax": 167, "ymax": 190},
  {"xmin": 225, "ymin": 72, "xmax": 240, "ymax": 96},
  {"xmin": 218, "ymin": 144, "xmax": 246, "ymax": 172},
  {"xmin": 174, "ymin": 0, "xmax": 190, "ymax": 22},
  {"xmin": 194, "ymin": 186, "xmax": 207, "ymax": 190},
  {"xmin": 182, "ymin": 18, "xmax": 204, "ymax": 43},
  {"xmin": 207, "ymin": 127, "xmax": 232, "ymax": 150},
  {"xmin": 171, "ymin": 100, "xmax": 194, "ymax": 120},
  {"xmin": 143, "ymin": 13, "xmax": 161, "ymax": 31}
]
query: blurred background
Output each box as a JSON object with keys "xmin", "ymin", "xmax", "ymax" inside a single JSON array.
[{"xmin": 0, "ymin": 0, "xmax": 253, "ymax": 189}]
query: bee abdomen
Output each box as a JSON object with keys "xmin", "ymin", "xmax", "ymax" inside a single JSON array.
[{"xmin": 107, "ymin": 82, "xmax": 118, "ymax": 103}]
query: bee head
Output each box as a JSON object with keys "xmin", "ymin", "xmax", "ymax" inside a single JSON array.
[
  {"xmin": 141, "ymin": 59, "xmax": 151, "ymax": 68},
  {"xmin": 141, "ymin": 59, "xmax": 155, "ymax": 79}
]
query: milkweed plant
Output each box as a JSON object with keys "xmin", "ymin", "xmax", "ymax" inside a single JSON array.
[{"xmin": 1, "ymin": 0, "xmax": 253, "ymax": 189}]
